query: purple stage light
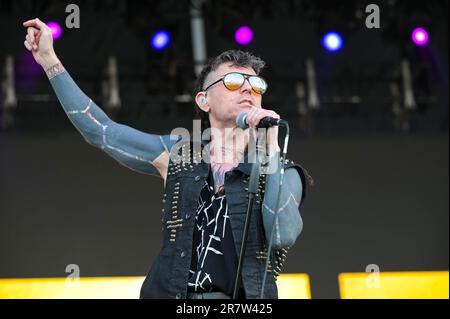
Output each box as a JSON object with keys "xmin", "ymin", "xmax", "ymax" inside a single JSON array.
[
  {"xmin": 235, "ymin": 26, "xmax": 253, "ymax": 45},
  {"xmin": 46, "ymin": 22, "xmax": 62, "ymax": 40},
  {"xmin": 411, "ymin": 27, "xmax": 429, "ymax": 46}
]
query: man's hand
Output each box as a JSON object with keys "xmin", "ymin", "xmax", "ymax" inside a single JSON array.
[
  {"xmin": 22, "ymin": 18, "xmax": 59, "ymax": 70},
  {"xmin": 245, "ymin": 106, "xmax": 281, "ymax": 154}
]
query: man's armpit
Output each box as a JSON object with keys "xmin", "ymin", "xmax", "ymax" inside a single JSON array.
[{"xmin": 152, "ymin": 150, "xmax": 170, "ymax": 184}]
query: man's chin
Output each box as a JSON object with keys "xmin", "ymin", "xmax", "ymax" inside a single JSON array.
[{"xmin": 238, "ymin": 104, "xmax": 253, "ymax": 110}]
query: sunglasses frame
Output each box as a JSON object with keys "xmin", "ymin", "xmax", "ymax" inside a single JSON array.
[{"xmin": 203, "ymin": 72, "xmax": 268, "ymax": 95}]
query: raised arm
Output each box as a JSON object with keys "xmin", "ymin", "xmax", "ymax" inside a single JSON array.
[{"xmin": 22, "ymin": 18, "xmax": 179, "ymax": 180}]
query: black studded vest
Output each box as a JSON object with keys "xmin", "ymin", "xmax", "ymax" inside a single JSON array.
[{"xmin": 139, "ymin": 139, "xmax": 305, "ymax": 299}]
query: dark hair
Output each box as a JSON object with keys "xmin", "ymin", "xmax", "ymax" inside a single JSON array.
[{"xmin": 193, "ymin": 50, "xmax": 266, "ymax": 131}]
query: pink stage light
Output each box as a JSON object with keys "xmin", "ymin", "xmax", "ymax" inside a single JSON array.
[
  {"xmin": 46, "ymin": 22, "xmax": 62, "ymax": 40},
  {"xmin": 411, "ymin": 27, "xmax": 429, "ymax": 46},
  {"xmin": 235, "ymin": 26, "xmax": 253, "ymax": 45}
]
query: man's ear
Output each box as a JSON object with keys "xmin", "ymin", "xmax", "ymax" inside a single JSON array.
[{"xmin": 195, "ymin": 92, "xmax": 210, "ymax": 112}]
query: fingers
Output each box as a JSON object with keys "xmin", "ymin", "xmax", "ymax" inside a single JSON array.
[
  {"xmin": 24, "ymin": 32, "xmax": 35, "ymax": 51},
  {"xmin": 34, "ymin": 18, "xmax": 47, "ymax": 29},
  {"xmin": 23, "ymin": 18, "xmax": 49, "ymax": 50},
  {"xmin": 245, "ymin": 107, "xmax": 280, "ymax": 128},
  {"xmin": 23, "ymin": 19, "xmax": 39, "ymax": 28},
  {"xmin": 24, "ymin": 40, "xmax": 32, "ymax": 51},
  {"xmin": 22, "ymin": 18, "xmax": 47, "ymax": 30},
  {"xmin": 23, "ymin": 17, "xmax": 55, "ymax": 54},
  {"xmin": 27, "ymin": 27, "xmax": 36, "ymax": 41},
  {"xmin": 246, "ymin": 108, "xmax": 260, "ymax": 128},
  {"xmin": 26, "ymin": 27, "xmax": 39, "ymax": 50}
]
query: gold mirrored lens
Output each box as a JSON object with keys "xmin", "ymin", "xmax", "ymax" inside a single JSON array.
[
  {"xmin": 249, "ymin": 76, "xmax": 267, "ymax": 94},
  {"xmin": 222, "ymin": 73, "xmax": 267, "ymax": 94},
  {"xmin": 223, "ymin": 73, "xmax": 245, "ymax": 91}
]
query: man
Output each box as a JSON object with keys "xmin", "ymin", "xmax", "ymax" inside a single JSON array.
[{"xmin": 23, "ymin": 18, "xmax": 309, "ymax": 299}]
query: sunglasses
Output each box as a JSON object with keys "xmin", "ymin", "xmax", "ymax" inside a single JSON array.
[{"xmin": 203, "ymin": 72, "xmax": 268, "ymax": 95}]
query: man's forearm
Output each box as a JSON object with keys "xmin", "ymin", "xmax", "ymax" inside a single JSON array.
[
  {"xmin": 48, "ymin": 64, "xmax": 112, "ymax": 147},
  {"xmin": 40, "ymin": 52, "xmax": 60, "ymax": 75},
  {"xmin": 46, "ymin": 63, "xmax": 174, "ymax": 177},
  {"xmin": 262, "ymin": 153, "xmax": 304, "ymax": 249},
  {"xmin": 22, "ymin": 17, "xmax": 171, "ymax": 177}
]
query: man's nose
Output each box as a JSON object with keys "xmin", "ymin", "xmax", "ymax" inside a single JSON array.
[{"xmin": 239, "ymin": 78, "xmax": 252, "ymax": 94}]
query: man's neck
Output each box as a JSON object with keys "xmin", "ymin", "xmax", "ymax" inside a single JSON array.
[{"xmin": 209, "ymin": 125, "xmax": 249, "ymax": 165}]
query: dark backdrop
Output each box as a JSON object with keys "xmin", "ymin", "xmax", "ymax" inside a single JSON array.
[
  {"xmin": 0, "ymin": 0, "xmax": 448, "ymax": 299},
  {"xmin": 1, "ymin": 131, "xmax": 448, "ymax": 298}
]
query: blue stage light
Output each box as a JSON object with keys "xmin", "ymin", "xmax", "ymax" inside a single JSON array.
[
  {"xmin": 151, "ymin": 31, "xmax": 170, "ymax": 50},
  {"xmin": 322, "ymin": 32, "xmax": 343, "ymax": 52}
]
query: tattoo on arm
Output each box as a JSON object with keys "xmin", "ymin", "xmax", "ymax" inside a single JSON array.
[{"xmin": 46, "ymin": 62, "xmax": 65, "ymax": 79}]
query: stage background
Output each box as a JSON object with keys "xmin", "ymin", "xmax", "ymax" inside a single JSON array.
[
  {"xmin": 0, "ymin": 0, "xmax": 448, "ymax": 298},
  {"xmin": 1, "ymin": 131, "xmax": 448, "ymax": 298}
]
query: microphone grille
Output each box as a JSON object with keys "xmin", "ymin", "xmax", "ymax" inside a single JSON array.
[{"xmin": 236, "ymin": 112, "xmax": 248, "ymax": 129}]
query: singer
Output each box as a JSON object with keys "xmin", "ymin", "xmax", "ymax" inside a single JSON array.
[{"xmin": 23, "ymin": 18, "xmax": 311, "ymax": 299}]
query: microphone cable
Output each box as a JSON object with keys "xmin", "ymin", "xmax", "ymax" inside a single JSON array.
[{"xmin": 259, "ymin": 120, "xmax": 289, "ymax": 299}]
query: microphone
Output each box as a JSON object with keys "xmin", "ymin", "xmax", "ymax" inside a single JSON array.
[{"xmin": 236, "ymin": 112, "xmax": 283, "ymax": 129}]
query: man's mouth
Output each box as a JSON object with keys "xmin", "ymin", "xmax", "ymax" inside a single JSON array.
[{"xmin": 238, "ymin": 99, "xmax": 253, "ymax": 106}]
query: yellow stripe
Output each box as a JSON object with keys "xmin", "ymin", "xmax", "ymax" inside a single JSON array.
[
  {"xmin": 0, "ymin": 274, "xmax": 311, "ymax": 299},
  {"xmin": 339, "ymin": 271, "xmax": 449, "ymax": 299}
]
